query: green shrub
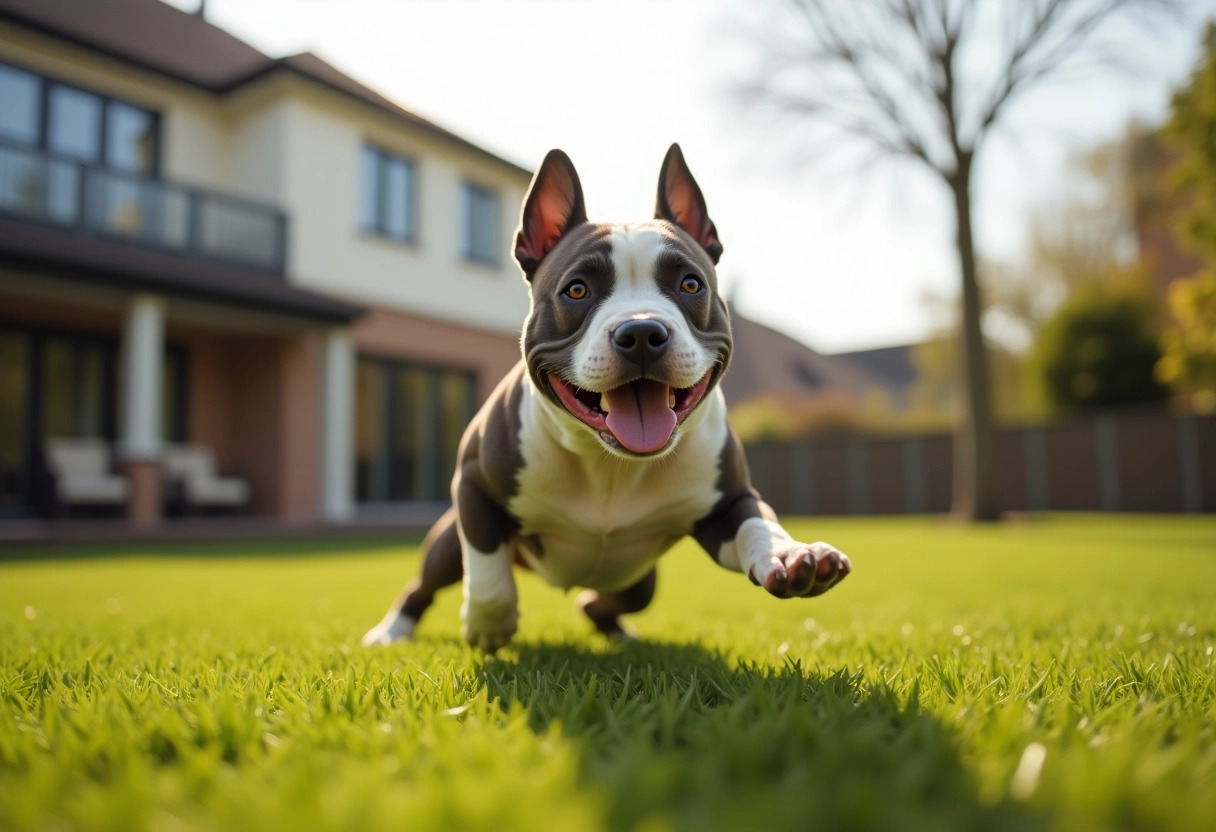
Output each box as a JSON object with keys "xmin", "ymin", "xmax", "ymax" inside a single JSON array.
[{"xmin": 1030, "ymin": 285, "xmax": 1169, "ymax": 410}]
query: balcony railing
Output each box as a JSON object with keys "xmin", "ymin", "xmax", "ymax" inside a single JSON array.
[{"xmin": 0, "ymin": 139, "xmax": 287, "ymax": 273}]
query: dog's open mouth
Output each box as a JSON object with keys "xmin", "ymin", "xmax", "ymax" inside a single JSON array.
[{"xmin": 548, "ymin": 371, "xmax": 714, "ymax": 454}]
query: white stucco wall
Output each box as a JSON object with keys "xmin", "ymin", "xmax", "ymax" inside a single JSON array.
[{"xmin": 273, "ymin": 81, "xmax": 530, "ymax": 336}]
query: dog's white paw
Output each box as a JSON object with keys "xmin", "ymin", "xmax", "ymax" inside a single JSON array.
[
  {"xmin": 749, "ymin": 540, "xmax": 852, "ymax": 599},
  {"xmin": 361, "ymin": 611, "xmax": 417, "ymax": 646},
  {"xmin": 461, "ymin": 598, "xmax": 518, "ymax": 653}
]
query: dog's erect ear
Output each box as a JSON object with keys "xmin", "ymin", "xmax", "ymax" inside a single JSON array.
[
  {"xmin": 514, "ymin": 149, "xmax": 587, "ymax": 279},
  {"xmin": 656, "ymin": 143, "xmax": 722, "ymax": 264}
]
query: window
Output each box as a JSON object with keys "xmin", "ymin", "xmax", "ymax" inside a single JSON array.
[
  {"xmin": 355, "ymin": 357, "xmax": 476, "ymax": 503},
  {"xmin": 0, "ymin": 60, "xmax": 159, "ymax": 174},
  {"xmin": 461, "ymin": 182, "xmax": 499, "ymax": 264},
  {"xmin": 0, "ymin": 63, "xmax": 39, "ymax": 144},
  {"xmin": 361, "ymin": 145, "xmax": 416, "ymax": 242},
  {"xmin": 105, "ymin": 102, "xmax": 157, "ymax": 174},
  {"xmin": 48, "ymin": 85, "xmax": 103, "ymax": 163}
]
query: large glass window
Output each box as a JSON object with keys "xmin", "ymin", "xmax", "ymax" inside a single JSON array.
[
  {"xmin": 0, "ymin": 325, "xmax": 186, "ymax": 516},
  {"xmin": 355, "ymin": 360, "xmax": 388, "ymax": 500},
  {"xmin": 42, "ymin": 338, "xmax": 112, "ymax": 440},
  {"xmin": 355, "ymin": 357, "xmax": 475, "ymax": 503},
  {"xmin": 0, "ymin": 63, "xmax": 39, "ymax": 144},
  {"xmin": 0, "ymin": 60, "xmax": 159, "ymax": 174},
  {"xmin": 461, "ymin": 182, "xmax": 499, "ymax": 264},
  {"xmin": 437, "ymin": 370, "xmax": 474, "ymax": 494},
  {"xmin": 361, "ymin": 145, "xmax": 416, "ymax": 243},
  {"xmin": 0, "ymin": 61, "xmax": 161, "ymax": 236},
  {"xmin": 390, "ymin": 367, "xmax": 432, "ymax": 501},
  {"xmin": 161, "ymin": 351, "xmax": 186, "ymax": 444},
  {"xmin": 0, "ymin": 331, "xmax": 29, "ymax": 514}
]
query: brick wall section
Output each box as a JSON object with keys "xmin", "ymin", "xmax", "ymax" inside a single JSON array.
[{"xmin": 221, "ymin": 333, "xmax": 322, "ymax": 522}]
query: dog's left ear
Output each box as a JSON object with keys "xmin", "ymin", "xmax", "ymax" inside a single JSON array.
[
  {"xmin": 515, "ymin": 149, "xmax": 587, "ymax": 279},
  {"xmin": 656, "ymin": 143, "xmax": 723, "ymax": 264}
]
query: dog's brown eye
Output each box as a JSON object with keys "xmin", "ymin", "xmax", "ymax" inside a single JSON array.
[
  {"xmin": 681, "ymin": 276, "xmax": 703, "ymax": 295},
  {"xmin": 564, "ymin": 281, "xmax": 588, "ymax": 300}
]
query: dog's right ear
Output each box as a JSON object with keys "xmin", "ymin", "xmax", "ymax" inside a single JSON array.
[{"xmin": 514, "ymin": 149, "xmax": 587, "ymax": 279}]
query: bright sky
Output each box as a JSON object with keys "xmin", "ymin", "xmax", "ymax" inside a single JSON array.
[{"xmin": 169, "ymin": 0, "xmax": 1216, "ymax": 353}]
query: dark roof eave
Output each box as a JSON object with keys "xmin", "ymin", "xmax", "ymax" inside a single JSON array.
[{"xmin": 0, "ymin": 219, "xmax": 364, "ymax": 325}]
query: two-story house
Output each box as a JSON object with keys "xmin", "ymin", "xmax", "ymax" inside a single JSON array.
[{"xmin": 0, "ymin": 0, "xmax": 532, "ymax": 532}]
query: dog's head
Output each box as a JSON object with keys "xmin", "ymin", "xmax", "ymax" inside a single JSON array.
[{"xmin": 515, "ymin": 144, "xmax": 732, "ymax": 459}]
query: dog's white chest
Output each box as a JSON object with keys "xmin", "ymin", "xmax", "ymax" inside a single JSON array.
[{"xmin": 508, "ymin": 388, "xmax": 727, "ymax": 592}]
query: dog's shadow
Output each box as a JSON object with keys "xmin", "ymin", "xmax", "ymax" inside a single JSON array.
[{"xmin": 476, "ymin": 639, "xmax": 1046, "ymax": 832}]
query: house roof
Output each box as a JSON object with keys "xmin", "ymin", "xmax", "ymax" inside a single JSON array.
[
  {"xmin": 0, "ymin": 0, "xmax": 532, "ymax": 177},
  {"xmin": 721, "ymin": 314, "xmax": 888, "ymax": 406},
  {"xmin": 0, "ymin": 0, "xmax": 268, "ymax": 87},
  {"xmin": 826, "ymin": 344, "xmax": 918, "ymax": 393}
]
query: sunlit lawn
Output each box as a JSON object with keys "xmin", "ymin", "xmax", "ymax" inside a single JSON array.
[{"xmin": 1, "ymin": 514, "xmax": 1214, "ymax": 832}]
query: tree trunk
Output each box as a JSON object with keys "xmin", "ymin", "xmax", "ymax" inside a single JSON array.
[{"xmin": 949, "ymin": 157, "xmax": 1001, "ymax": 521}]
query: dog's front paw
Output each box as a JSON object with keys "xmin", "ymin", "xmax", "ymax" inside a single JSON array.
[
  {"xmin": 461, "ymin": 598, "xmax": 519, "ymax": 652},
  {"xmin": 361, "ymin": 610, "xmax": 417, "ymax": 646},
  {"xmin": 750, "ymin": 541, "xmax": 851, "ymax": 599}
]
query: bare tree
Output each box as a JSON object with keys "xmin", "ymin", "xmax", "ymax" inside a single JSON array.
[{"xmin": 736, "ymin": 0, "xmax": 1177, "ymax": 521}]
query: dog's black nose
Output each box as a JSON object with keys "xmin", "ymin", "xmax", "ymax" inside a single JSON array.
[{"xmin": 612, "ymin": 319, "xmax": 670, "ymax": 368}]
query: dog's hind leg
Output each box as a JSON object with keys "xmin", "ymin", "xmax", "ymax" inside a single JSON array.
[
  {"xmin": 577, "ymin": 568, "xmax": 656, "ymax": 641},
  {"xmin": 362, "ymin": 507, "xmax": 463, "ymax": 645}
]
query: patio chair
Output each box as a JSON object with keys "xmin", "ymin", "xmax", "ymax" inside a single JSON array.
[
  {"xmin": 43, "ymin": 437, "xmax": 130, "ymax": 514},
  {"xmin": 162, "ymin": 444, "xmax": 250, "ymax": 513}
]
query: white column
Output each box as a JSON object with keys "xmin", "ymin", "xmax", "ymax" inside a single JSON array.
[
  {"xmin": 321, "ymin": 326, "xmax": 355, "ymax": 521},
  {"xmin": 120, "ymin": 294, "xmax": 164, "ymax": 460}
]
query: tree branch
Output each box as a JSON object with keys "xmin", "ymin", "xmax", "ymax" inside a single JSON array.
[
  {"xmin": 737, "ymin": 0, "xmax": 1178, "ymax": 179},
  {"xmin": 974, "ymin": 0, "xmax": 1157, "ymax": 142}
]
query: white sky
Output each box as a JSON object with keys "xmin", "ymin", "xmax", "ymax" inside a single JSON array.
[{"xmin": 170, "ymin": 0, "xmax": 1216, "ymax": 353}]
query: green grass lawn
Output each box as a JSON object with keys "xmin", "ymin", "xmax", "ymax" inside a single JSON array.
[{"xmin": 1, "ymin": 514, "xmax": 1214, "ymax": 832}]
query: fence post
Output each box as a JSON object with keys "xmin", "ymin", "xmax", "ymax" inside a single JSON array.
[
  {"xmin": 1179, "ymin": 415, "xmax": 1202, "ymax": 514},
  {"xmin": 903, "ymin": 436, "xmax": 926, "ymax": 514},
  {"xmin": 1025, "ymin": 426, "xmax": 1049, "ymax": 511},
  {"xmin": 791, "ymin": 440, "xmax": 814, "ymax": 515},
  {"xmin": 848, "ymin": 441, "xmax": 869, "ymax": 515},
  {"xmin": 1096, "ymin": 413, "xmax": 1120, "ymax": 512}
]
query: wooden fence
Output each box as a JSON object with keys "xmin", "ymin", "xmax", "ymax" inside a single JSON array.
[{"xmin": 743, "ymin": 408, "xmax": 1215, "ymax": 515}]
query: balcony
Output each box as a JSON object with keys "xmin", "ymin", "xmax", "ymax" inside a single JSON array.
[{"xmin": 0, "ymin": 139, "xmax": 287, "ymax": 273}]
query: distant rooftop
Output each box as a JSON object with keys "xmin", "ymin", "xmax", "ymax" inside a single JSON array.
[
  {"xmin": 721, "ymin": 314, "xmax": 890, "ymax": 406},
  {"xmin": 827, "ymin": 344, "xmax": 918, "ymax": 393}
]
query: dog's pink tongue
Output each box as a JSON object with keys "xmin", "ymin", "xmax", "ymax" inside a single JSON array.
[{"xmin": 603, "ymin": 380, "xmax": 676, "ymax": 454}]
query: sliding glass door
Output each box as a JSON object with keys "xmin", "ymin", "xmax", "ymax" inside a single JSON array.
[
  {"xmin": 41, "ymin": 336, "xmax": 116, "ymax": 441},
  {"xmin": 355, "ymin": 357, "xmax": 475, "ymax": 504},
  {"xmin": 0, "ymin": 322, "xmax": 185, "ymax": 517},
  {"xmin": 0, "ymin": 331, "xmax": 28, "ymax": 515}
]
